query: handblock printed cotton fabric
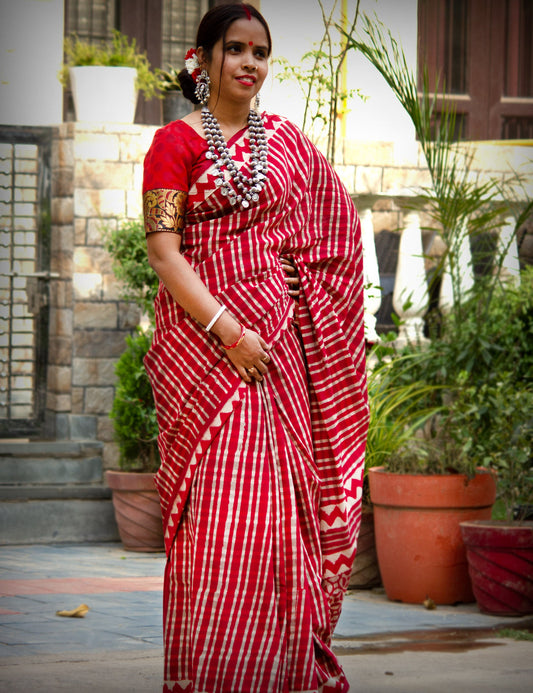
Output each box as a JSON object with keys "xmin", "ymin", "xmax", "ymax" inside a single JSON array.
[{"xmin": 143, "ymin": 113, "xmax": 369, "ymax": 692}]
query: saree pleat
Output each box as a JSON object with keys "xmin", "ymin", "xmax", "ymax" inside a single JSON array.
[
  {"xmin": 143, "ymin": 114, "xmax": 369, "ymax": 693},
  {"xmin": 163, "ymin": 325, "xmax": 348, "ymax": 693}
]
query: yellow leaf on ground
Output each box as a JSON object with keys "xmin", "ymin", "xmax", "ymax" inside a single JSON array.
[{"xmin": 55, "ymin": 603, "xmax": 90, "ymax": 618}]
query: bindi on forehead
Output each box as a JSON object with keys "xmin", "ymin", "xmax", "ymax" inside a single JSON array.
[{"xmin": 248, "ymin": 41, "xmax": 254, "ymax": 46}]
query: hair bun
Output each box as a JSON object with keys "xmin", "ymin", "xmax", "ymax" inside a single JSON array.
[{"xmin": 178, "ymin": 68, "xmax": 200, "ymax": 105}]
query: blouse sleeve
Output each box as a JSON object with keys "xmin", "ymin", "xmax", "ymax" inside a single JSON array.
[{"xmin": 142, "ymin": 123, "xmax": 192, "ymax": 236}]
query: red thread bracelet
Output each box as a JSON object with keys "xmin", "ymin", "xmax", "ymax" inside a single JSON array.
[{"xmin": 223, "ymin": 325, "xmax": 246, "ymax": 350}]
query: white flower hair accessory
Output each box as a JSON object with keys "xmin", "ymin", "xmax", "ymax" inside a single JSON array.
[{"xmin": 185, "ymin": 48, "xmax": 201, "ymax": 83}]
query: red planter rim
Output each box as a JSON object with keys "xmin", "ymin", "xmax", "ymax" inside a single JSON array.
[{"xmin": 460, "ymin": 519, "xmax": 533, "ymax": 549}]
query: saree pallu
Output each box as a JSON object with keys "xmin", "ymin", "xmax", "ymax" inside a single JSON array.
[{"xmin": 143, "ymin": 114, "xmax": 369, "ymax": 692}]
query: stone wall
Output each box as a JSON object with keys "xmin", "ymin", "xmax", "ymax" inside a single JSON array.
[
  {"xmin": 48, "ymin": 122, "xmax": 157, "ymax": 467},
  {"xmin": 339, "ymin": 138, "xmax": 532, "ymax": 331},
  {"xmin": 339, "ymin": 138, "xmax": 533, "ymax": 268}
]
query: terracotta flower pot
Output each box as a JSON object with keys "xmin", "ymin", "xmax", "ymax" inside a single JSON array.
[
  {"xmin": 460, "ymin": 520, "xmax": 533, "ymax": 616},
  {"xmin": 106, "ymin": 470, "xmax": 164, "ymax": 552},
  {"xmin": 369, "ymin": 467, "xmax": 496, "ymax": 605}
]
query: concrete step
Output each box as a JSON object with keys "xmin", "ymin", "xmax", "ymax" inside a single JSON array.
[
  {"xmin": 1, "ymin": 484, "xmax": 111, "ymax": 500},
  {"xmin": 0, "ymin": 439, "xmax": 119, "ymax": 545},
  {"xmin": 0, "ymin": 440, "xmax": 104, "ymax": 458},
  {"xmin": 1, "ymin": 498, "xmax": 119, "ymax": 544},
  {"xmin": 0, "ymin": 456, "xmax": 104, "ymax": 486}
]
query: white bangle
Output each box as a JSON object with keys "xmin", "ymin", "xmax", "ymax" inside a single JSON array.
[{"xmin": 205, "ymin": 304, "xmax": 226, "ymax": 332}]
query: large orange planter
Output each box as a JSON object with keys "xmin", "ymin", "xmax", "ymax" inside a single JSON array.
[
  {"xmin": 106, "ymin": 470, "xmax": 164, "ymax": 552},
  {"xmin": 369, "ymin": 467, "xmax": 496, "ymax": 605}
]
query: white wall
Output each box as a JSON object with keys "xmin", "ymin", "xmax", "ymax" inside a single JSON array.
[
  {"xmin": 0, "ymin": 0, "xmax": 64, "ymax": 126},
  {"xmin": 261, "ymin": 0, "xmax": 417, "ymax": 146}
]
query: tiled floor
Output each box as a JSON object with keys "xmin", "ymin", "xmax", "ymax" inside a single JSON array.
[
  {"xmin": 1, "ymin": 542, "xmax": 531, "ymax": 659},
  {"xmin": 0, "ymin": 544, "xmax": 164, "ymax": 657}
]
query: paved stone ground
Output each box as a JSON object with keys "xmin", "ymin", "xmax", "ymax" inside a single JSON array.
[{"xmin": 1, "ymin": 543, "xmax": 532, "ymax": 692}]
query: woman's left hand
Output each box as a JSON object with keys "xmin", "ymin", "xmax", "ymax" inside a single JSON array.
[{"xmin": 280, "ymin": 256, "xmax": 300, "ymax": 300}]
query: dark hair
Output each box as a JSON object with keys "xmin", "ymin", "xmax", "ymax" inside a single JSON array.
[{"xmin": 178, "ymin": 2, "xmax": 272, "ymax": 104}]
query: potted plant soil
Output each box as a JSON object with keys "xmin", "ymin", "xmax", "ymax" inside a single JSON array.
[{"xmin": 59, "ymin": 30, "xmax": 160, "ymax": 123}]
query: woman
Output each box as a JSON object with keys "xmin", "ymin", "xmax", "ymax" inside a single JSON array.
[{"xmin": 143, "ymin": 4, "xmax": 368, "ymax": 691}]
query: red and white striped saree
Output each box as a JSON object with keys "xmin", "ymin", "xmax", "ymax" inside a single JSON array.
[{"xmin": 143, "ymin": 113, "xmax": 369, "ymax": 693}]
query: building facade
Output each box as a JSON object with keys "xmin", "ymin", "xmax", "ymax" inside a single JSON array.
[{"xmin": 0, "ymin": 0, "xmax": 531, "ymax": 541}]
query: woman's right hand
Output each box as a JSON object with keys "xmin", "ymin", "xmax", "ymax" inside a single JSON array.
[
  {"xmin": 224, "ymin": 327, "xmax": 271, "ymax": 383},
  {"xmin": 146, "ymin": 233, "xmax": 270, "ymax": 384}
]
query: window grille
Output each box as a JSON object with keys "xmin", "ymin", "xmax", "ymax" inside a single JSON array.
[
  {"xmin": 162, "ymin": 0, "xmax": 209, "ymax": 70},
  {"xmin": 503, "ymin": 0, "xmax": 533, "ymax": 98},
  {"xmin": 65, "ymin": 0, "xmax": 115, "ymax": 44},
  {"xmin": 418, "ymin": 0, "xmax": 533, "ymax": 139}
]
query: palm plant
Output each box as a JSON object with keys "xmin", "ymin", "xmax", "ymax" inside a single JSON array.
[
  {"xmin": 345, "ymin": 15, "xmax": 533, "ymax": 510},
  {"xmin": 344, "ymin": 14, "xmax": 531, "ymax": 320},
  {"xmin": 365, "ymin": 353, "xmax": 445, "ymax": 474}
]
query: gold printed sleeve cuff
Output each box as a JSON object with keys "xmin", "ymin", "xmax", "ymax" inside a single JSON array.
[{"xmin": 143, "ymin": 189, "xmax": 187, "ymax": 236}]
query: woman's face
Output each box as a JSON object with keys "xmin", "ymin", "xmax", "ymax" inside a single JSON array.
[{"xmin": 200, "ymin": 17, "xmax": 270, "ymax": 108}]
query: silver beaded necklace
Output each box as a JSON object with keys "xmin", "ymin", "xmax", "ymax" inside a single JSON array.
[{"xmin": 201, "ymin": 106, "xmax": 269, "ymax": 209}]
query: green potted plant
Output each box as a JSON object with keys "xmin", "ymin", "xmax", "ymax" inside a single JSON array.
[
  {"xmin": 459, "ymin": 269, "xmax": 533, "ymax": 616},
  {"xmin": 109, "ymin": 327, "xmax": 159, "ymax": 474},
  {"xmin": 105, "ymin": 327, "xmax": 163, "ymax": 552},
  {"xmin": 158, "ymin": 66, "xmax": 192, "ymax": 124},
  {"xmin": 60, "ymin": 30, "xmax": 161, "ymax": 123},
  {"xmin": 365, "ymin": 264, "xmax": 532, "ymax": 605},
  {"xmin": 103, "ymin": 216, "xmax": 158, "ymax": 322},
  {"xmin": 103, "ymin": 217, "xmax": 163, "ymax": 551},
  {"xmin": 349, "ymin": 355, "xmax": 445, "ymax": 590},
  {"xmin": 365, "ymin": 297, "xmax": 503, "ymax": 605},
  {"xmin": 344, "ymin": 15, "xmax": 532, "ymax": 605}
]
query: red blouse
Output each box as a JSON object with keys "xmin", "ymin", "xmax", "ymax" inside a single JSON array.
[{"xmin": 142, "ymin": 119, "xmax": 249, "ymax": 236}]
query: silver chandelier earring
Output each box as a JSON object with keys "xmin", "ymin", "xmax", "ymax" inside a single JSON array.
[{"xmin": 195, "ymin": 69, "xmax": 210, "ymax": 105}]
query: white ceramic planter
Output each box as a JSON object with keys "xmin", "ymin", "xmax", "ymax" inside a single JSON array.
[{"xmin": 69, "ymin": 66, "xmax": 138, "ymax": 123}]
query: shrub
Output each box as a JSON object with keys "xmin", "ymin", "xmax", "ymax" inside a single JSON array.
[{"xmin": 109, "ymin": 328, "xmax": 159, "ymax": 472}]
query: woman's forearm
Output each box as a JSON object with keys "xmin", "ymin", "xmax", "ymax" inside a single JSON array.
[{"xmin": 148, "ymin": 241, "xmax": 241, "ymax": 345}]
